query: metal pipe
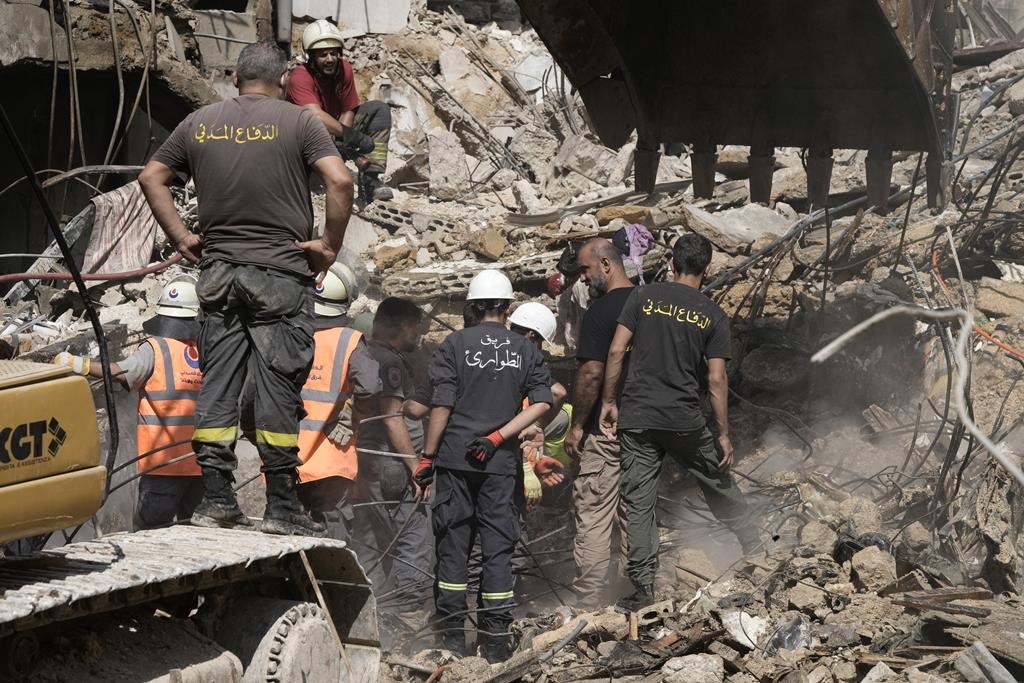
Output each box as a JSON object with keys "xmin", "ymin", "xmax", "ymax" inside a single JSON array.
[
  {"xmin": 274, "ymin": 0, "xmax": 292, "ymax": 48},
  {"xmin": 193, "ymin": 31, "xmax": 255, "ymax": 46}
]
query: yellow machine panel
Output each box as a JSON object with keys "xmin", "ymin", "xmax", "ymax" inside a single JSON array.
[
  {"xmin": 0, "ymin": 466, "xmax": 106, "ymax": 544},
  {"xmin": 0, "ymin": 370, "xmax": 101, "ymax": 487}
]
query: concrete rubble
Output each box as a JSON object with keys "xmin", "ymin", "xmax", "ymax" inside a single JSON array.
[{"xmin": 4, "ymin": 1, "xmax": 1024, "ymax": 682}]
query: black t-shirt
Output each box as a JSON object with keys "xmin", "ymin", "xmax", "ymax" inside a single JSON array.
[
  {"xmin": 151, "ymin": 95, "xmax": 340, "ymax": 276},
  {"xmin": 616, "ymin": 282, "xmax": 730, "ymax": 432},
  {"xmin": 576, "ymin": 286, "xmax": 634, "ymax": 434},
  {"xmin": 358, "ymin": 340, "xmax": 424, "ymax": 452},
  {"xmin": 429, "ymin": 321, "xmax": 553, "ymax": 476}
]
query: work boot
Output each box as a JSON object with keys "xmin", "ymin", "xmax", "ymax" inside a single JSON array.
[
  {"xmin": 480, "ymin": 635, "xmax": 514, "ymax": 664},
  {"xmin": 190, "ymin": 469, "xmax": 252, "ymax": 529},
  {"xmin": 616, "ymin": 584, "xmax": 656, "ymax": 613},
  {"xmin": 261, "ymin": 471, "xmax": 326, "ymax": 537},
  {"xmin": 358, "ymin": 171, "xmax": 393, "ymax": 202},
  {"xmin": 440, "ymin": 625, "xmax": 466, "ymax": 657}
]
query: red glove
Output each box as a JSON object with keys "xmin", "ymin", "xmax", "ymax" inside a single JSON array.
[
  {"xmin": 467, "ymin": 431, "xmax": 504, "ymax": 463},
  {"xmin": 414, "ymin": 453, "xmax": 436, "ymax": 489}
]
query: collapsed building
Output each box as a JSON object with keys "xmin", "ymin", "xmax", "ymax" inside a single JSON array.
[{"xmin": 1, "ymin": 0, "xmax": 1024, "ymax": 681}]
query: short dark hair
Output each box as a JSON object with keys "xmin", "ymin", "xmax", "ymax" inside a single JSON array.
[
  {"xmin": 584, "ymin": 238, "xmax": 624, "ymax": 269},
  {"xmin": 373, "ymin": 297, "xmax": 422, "ymax": 335},
  {"xmin": 672, "ymin": 233, "xmax": 713, "ymax": 276},
  {"xmin": 235, "ymin": 41, "xmax": 287, "ymax": 85}
]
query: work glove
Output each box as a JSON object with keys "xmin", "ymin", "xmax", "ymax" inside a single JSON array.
[
  {"xmin": 327, "ymin": 399, "xmax": 354, "ymax": 447},
  {"xmin": 338, "ymin": 125, "xmax": 375, "ymax": 161},
  {"xmin": 534, "ymin": 456, "xmax": 565, "ymax": 487},
  {"xmin": 523, "ymin": 460, "xmax": 542, "ymax": 511},
  {"xmin": 53, "ymin": 351, "xmax": 90, "ymax": 376},
  {"xmin": 414, "ymin": 452, "xmax": 436, "ymax": 490},
  {"xmin": 467, "ymin": 431, "xmax": 504, "ymax": 464}
]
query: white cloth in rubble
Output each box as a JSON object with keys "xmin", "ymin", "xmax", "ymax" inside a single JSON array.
[{"xmin": 82, "ymin": 180, "xmax": 160, "ymax": 274}]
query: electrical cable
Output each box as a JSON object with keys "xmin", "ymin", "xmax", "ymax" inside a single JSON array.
[{"xmin": 0, "ymin": 103, "xmax": 120, "ymax": 502}]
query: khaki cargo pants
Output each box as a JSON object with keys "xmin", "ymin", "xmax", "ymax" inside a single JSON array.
[{"xmin": 572, "ymin": 432, "xmax": 627, "ymax": 608}]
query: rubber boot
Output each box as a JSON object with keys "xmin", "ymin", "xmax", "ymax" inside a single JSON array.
[
  {"xmin": 261, "ymin": 472, "xmax": 327, "ymax": 537},
  {"xmin": 359, "ymin": 171, "xmax": 393, "ymax": 202},
  {"xmin": 480, "ymin": 634, "xmax": 514, "ymax": 664},
  {"xmin": 190, "ymin": 468, "xmax": 252, "ymax": 529},
  {"xmin": 616, "ymin": 584, "xmax": 655, "ymax": 613}
]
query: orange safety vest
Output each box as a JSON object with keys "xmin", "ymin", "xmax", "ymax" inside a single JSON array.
[
  {"xmin": 137, "ymin": 337, "xmax": 202, "ymax": 476},
  {"xmin": 297, "ymin": 326, "xmax": 363, "ymax": 483}
]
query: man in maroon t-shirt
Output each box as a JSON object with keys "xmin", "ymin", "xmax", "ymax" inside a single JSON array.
[{"xmin": 286, "ymin": 19, "xmax": 393, "ymax": 203}]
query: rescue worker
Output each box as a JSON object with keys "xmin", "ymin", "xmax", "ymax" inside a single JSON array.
[
  {"xmin": 599, "ymin": 234, "xmax": 759, "ymax": 612},
  {"xmin": 241, "ymin": 263, "xmax": 382, "ymax": 540},
  {"xmin": 53, "ymin": 279, "xmax": 204, "ymax": 529},
  {"xmin": 138, "ymin": 41, "xmax": 354, "ymax": 537},
  {"xmin": 563, "ymin": 238, "xmax": 634, "ymax": 608},
  {"xmin": 355, "ymin": 297, "xmax": 433, "ymax": 613},
  {"xmin": 416, "ymin": 270, "xmax": 553, "ymax": 662},
  {"xmin": 286, "ymin": 19, "xmax": 394, "ymax": 203}
]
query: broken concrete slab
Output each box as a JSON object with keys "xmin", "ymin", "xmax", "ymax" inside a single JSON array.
[
  {"xmin": 292, "ymin": 0, "xmax": 410, "ymax": 35},
  {"xmin": 595, "ymin": 205, "xmax": 650, "ymax": 225},
  {"xmin": 193, "ymin": 10, "xmax": 258, "ymax": 71},
  {"xmin": 861, "ymin": 662, "xmax": 899, "ymax": 683},
  {"xmin": 799, "ymin": 521, "xmax": 838, "ymax": 555},
  {"xmin": 468, "ymin": 227, "xmax": 508, "ymax": 261},
  {"xmin": 342, "ymin": 215, "xmax": 383, "ymax": 255},
  {"xmin": 374, "ymin": 237, "xmax": 414, "ymax": 271},
  {"xmin": 975, "ymin": 276, "xmax": 1024, "ymax": 319},
  {"xmin": 662, "ymin": 653, "xmax": 725, "ymax": 683},
  {"xmin": 529, "ymin": 607, "xmax": 628, "ymax": 651},
  {"xmin": 851, "ymin": 547, "xmax": 897, "ymax": 593},
  {"xmin": 673, "ymin": 204, "xmax": 789, "ymax": 255},
  {"xmin": 428, "ymin": 128, "xmax": 471, "ymax": 201},
  {"xmin": 554, "ymin": 133, "xmax": 619, "ymax": 186},
  {"xmin": 0, "ymin": 4, "xmax": 68, "ymax": 66},
  {"xmin": 837, "ymin": 496, "xmax": 883, "ymax": 535}
]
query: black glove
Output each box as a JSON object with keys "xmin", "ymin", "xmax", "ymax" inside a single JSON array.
[
  {"xmin": 338, "ymin": 125, "xmax": 374, "ymax": 160},
  {"xmin": 466, "ymin": 431, "xmax": 504, "ymax": 464},
  {"xmin": 414, "ymin": 453, "xmax": 435, "ymax": 489}
]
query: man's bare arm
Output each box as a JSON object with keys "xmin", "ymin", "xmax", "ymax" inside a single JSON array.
[
  {"xmin": 138, "ymin": 161, "xmax": 201, "ymax": 262},
  {"xmin": 571, "ymin": 359, "xmax": 604, "ymax": 430},
  {"xmin": 296, "ymin": 156, "xmax": 353, "ymax": 274},
  {"xmin": 707, "ymin": 357, "xmax": 734, "ymax": 470},
  {"xmin": 381, "ymin": 396, "xmax": 417, "ymax": 472},
  {"xmin": 424, "ymin": 406, "xmax": 451, "ymax": 455},
  {"xmin": 302, "ymin": 103, "xmax": 345, "ymax": 137},
  {"xmin": 601, "ymin": 325, "xmax": 633, "ymax": 403},
  {"xmin": 339, "ymin": 110, "xmax": 355, "ymax": 128}
]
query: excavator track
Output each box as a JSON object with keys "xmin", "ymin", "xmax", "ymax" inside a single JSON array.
[{"xmin": 0, "ymin": 526, "xmax": 380, "ymax": 680}]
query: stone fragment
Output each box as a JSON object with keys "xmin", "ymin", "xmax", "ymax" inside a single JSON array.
[
  {"xmin": 1007, "ymin": 78, "xmax": 1024, "ymax": 117},
  {"xmin": 832, "ymin": 661, "xmax": 858, "ymax": 681},
  {"xmin": 837, "ymin": 496, "xmax": 883, "ymax": 534},
  {"xmin": 595, "ymin": 640, "xmax": 616, "ymax": 656},
  {"xmin": 975, "ymin": 276, "xmax": 1024, "ymax": 319},
  {"xmin": 901, "ymin": 521, "xmax": 931, "ymax": 550},
  {"xmin": 509, "ymin": 125, "xmax": 560, "ymax": 177},
  {"xmin": 342, "ymin": 215, "xmax": 382, "ymax": 255},
  {"xmin": 851, "ymin": 546, "xmax": 897, "ymax": 592},
  {"xmin": 861, "ymin": 662, "xmax": 899, "ymax": 683},
  {"xmin": 530, "ymin": 607, "xmax": 628, "ymax": 651},
  {"xmin": 374, "ymin": 237, "xmax": 413, "ymax": 271},
  {"xmin": 415, "ymin": 248, "xmax": 432, "ymax": 267},
  {"xmin": 490, "ymin": 168, "xmax": 517, "ymax": 191},
  {"xmin": 555, "ymin": 133, "xmax": 618, "ymax": 185},
  {"xmin": 906, "ymin": 669, "xmax": 945, "ymax": 683},
  {"xmin": 720, "ymin": 611, "xmax": 767, "ymax": 650},
  {"xmin": 595, "ymin": 204, "xmax": 651, "ymax": 225},
  {"xmin": 677, "ymin": 204, "xmax": 790, "ymax": 255},
  {"xmin": 428, "ymin": 128, "xmax": 470, "ymax": 201},
  {"xmin": 788, "ymin": 582, "xmax": 827, "ymax": 614},
  {"xmin": 468, "ymin": 227, "xmax": 508, "ymax": 261},
  {"xmin": 799, "ymin": 521, "xmax": 838, "ymax": 555},
  {"xmin": 511, "ymin": 180, "xmax": 542, "ymax": 214},
  {"xmin": 662, "ymin": 654, "xmax": 724, "ymax": 683}
]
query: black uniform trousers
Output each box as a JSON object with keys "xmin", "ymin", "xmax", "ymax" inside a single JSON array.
[
  {"xmin": 433, "ymin": 465, "xmax": 521, "ymax": 641},
  {"xmin": 193, "ymin": 260, "xmax": 315, "ymax": 476}
]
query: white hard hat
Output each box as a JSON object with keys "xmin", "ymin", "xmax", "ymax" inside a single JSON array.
[
  {"xmin": 466, "ymin": 269, "xmax": 513, "ymax": 301},
  {"xmin": 315, "ymin": 262, "xmax": 358, "ymax": 317},
  {"xmin": 156, "ymin": 280, "xmax": 199, "ymax": 318},
  {"xmin": 509, "ymin": 302, "xmax": 556, "ymax": 343},
  {"xmin": 302, "ymin": 19, "xmax": 344, "ymax": 53}
]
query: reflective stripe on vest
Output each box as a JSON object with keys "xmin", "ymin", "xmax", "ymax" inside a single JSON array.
[
  {"xmin": 296, "ymin": 327, "xmax": 361, "ymax": 483},
  {"xmin": 137, "ymin": 337, "xmax": 202, "ymax": 476}
]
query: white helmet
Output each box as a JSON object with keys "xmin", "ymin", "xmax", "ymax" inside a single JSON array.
[
  {"xmin": 156, "ymin": 280, "xmax": 199, "ymax": 318},
  {"xmin": 315, "ymin": 262, "xmax": 358, "ymax": 317},
  {"xmin": 466, "ymin": 269, "xmax": 513, "ymax": 301},
  {"xmin": 302, "ymin": 19, "xmax": 344, "ymax": 53},
  {"xmin": 509, "ymin": 302, "xmax": 556, "ymax": 343}
]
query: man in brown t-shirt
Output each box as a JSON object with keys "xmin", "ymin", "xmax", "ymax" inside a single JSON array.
[{"xmin": 138, "ymin": 40, "xmax": 353, "ymax": 537}]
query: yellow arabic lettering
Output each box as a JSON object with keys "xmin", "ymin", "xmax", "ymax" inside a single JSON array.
[
  {"xmin": 686, "ymin": 310, "xmax": 700, "ymax": 324},
  {"xmin": 642, "ymin": 299, "xmax": 654, "ymax": 315},
  {"xmin": 246, "ymin": 126, "xmax": 262, "ymax": 141},
  {"xmin": 235, "ymin": 127, "xmax": 248, "ymax": 144},
  {"xmin": 675, "ymin": 307, "xmax": 687, "ymax": 322},
  {"xmin": 194, "ymin": 123, "xmax": 207, "ymax": 144}
]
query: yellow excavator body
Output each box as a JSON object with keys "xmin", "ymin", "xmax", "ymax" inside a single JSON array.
[{"xmin": 0, "ymin": 360, "xmax": 105, "ymax": 544}]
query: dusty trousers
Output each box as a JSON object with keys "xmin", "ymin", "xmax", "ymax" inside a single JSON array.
[
  {"xmin": 134, "ymin": 475, "xmax": 204, "ymax": 530},
  {"xmin": 572, "ymin": 432, "xmax": 627, "ymax": 607},
  {"xmin": 192, "ymin": 260, "xmax": 315, "ymax": 476},
  {"xmin": 432, "ymin": 466, "xmax": 520, "ymax": 643},
  {"xmin": 341, "ymin": 101, "xmax": 391, "ymax": 175},
  {"xmin": 618, "ymin": 427, "xmax": 756, "ymax": 588}
]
